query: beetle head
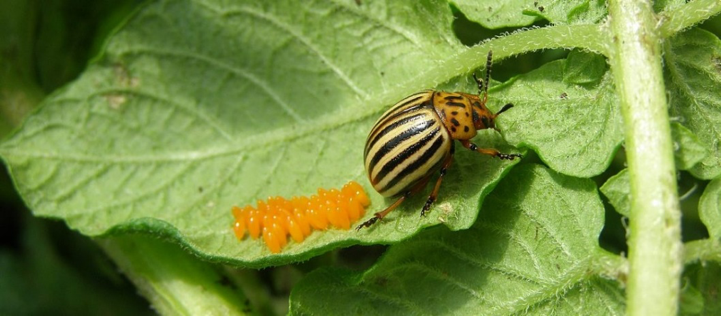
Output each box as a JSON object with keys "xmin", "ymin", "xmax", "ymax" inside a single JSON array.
[
  {"xmin": 472, "ymin": 102, "xmax": 513, "ymax": 131},
  {"xmin": 469, "ymin": 52, "xmax": 514, "ymax": 132}
]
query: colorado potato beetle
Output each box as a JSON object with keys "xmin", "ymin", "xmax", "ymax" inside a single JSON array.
[{"xmin": 357, "ymin": 51, "xmax": 521, "ymax": 230}]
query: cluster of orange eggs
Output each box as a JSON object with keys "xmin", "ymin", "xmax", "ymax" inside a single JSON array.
[{"xmin": 231, "ymin": 181, "xmax": 370, "ymax": 253}]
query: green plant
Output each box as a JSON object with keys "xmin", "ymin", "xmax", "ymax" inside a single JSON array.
[{"xmin": 1, "ymin": 0, "xmax": 720, "ymax": 315}]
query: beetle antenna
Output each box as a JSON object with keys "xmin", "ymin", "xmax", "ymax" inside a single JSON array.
[
  {"xmin": 484, "ymin": 51, "xmax": 492, "ymax": 96},
  {"xmin": 472, "ymin": 73, "xmax": 484, "ymax": 94},
  {"xmin": 495, "ymin": 103, "xmax": 514, "ymax": 117}
]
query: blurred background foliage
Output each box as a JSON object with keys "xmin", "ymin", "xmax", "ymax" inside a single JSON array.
[{"xmin": 1, "ymin": 1, "xmax": 721, "ymax": 314}]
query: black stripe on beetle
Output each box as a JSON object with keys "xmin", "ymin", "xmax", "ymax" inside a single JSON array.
[
  {"xmin": 443, "ymin": 95, "xmax": 464, "ymax": 100},
  {"xmin": 366, "ymin": 112, "xmax": 427, "ymax": 155},
  {"xmin": 444, "ymin": 101, "xmax": 466, "ymax": 108},
  {"xmin": 373, "ymin": 93, "xmax": 431, "ymax": 129},
  {"xmin": 368, "ymin": 119, "xmax": 437, "ymax": 172},
  {"xmin": 371, "ymin": 126, "xmax": 441, "ymax": 185},
  {"xmin": 381, "ymin": 135, "xmax": 445, "ymax": 191}
]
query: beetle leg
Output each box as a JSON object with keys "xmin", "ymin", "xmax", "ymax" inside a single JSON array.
[
  {"xmin": 354, "ymin": 195, "xmax": 405, "ymax": 230},
  {"xmin": 356, "ymin": 174, "xmax": 433, "ymax": 230},
  {"xmin": 460, "ymin": 139, "xmax": 522, "ymax": 160},
  {"xmin": 421, "ymin": 151, "xmax": 454, "ymax": 217}
]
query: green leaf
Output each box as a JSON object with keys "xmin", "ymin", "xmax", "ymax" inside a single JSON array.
[
  {"xmin": 679, "ymin": 280, "xmax": 704, "ymax": 315},
  {"xmin": 451, "ymin": 0, "xmax": 607, "ymax": 28},
  {"xmin": 0, "ymin": 0, "xmax": 530, "ymax": 267},
  {"xmin": 682, "ymin": 262, "xmax": 721, "ymax": 315},
  {"xmin": 699, "ymin": 178, "xmax": 721, "ymax": 240},
  {"xmin": 492, "ymin": 56, "xmax": 623, "ymax": 178},
  {"xmin": 666, "ymin": 27, "xmax": 721, "ymax": 179},
  {"xmin": 290, "ymin": 164, "xmax": 626, "ymax": 315},
  {"xmin": 671, "ymin": 122, "xmax": 709, "ymax": 170},
  {"xmin": 563, "ymin": 49, "xmax": 608, "ymax": 85},
  {"xmin": 600, "ymin": 168, "xmax": 630, "ymax": 217}
]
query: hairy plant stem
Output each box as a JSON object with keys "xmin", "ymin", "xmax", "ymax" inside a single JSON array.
[
  {"xmin": 659, "ymin": 0, "xmax": 721, "ymax": 38},
  {"xmin": 607, "ymin": 1, "xmax": 682, "ymax": 315}
]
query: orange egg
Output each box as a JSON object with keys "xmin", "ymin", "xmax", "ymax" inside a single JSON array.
[
  {"xmin": 231, "ymin": 181, "xmax": 370, "ymax": 253},
  {"xmin": 257, "ymin": 200, "xmax": 269, "ymax": 213},
  {"xmin": 286, "ymin": 217, "xmax": 305, "ymax": 243},
  {"xmin": 346, "ymin": 199, "xmax": 363, "ymax": 223},
  {"xmin": 231, "ymin": 205, "xmax": 244, "ymax": 219},
  {"xmin": 291, "ymin": 197, "xmax": 312, "ymax": 236},
  {"xmin": 333, "ymin": 198, "xmax": 352, "ymax": 230},
  {"xmin": 262, "ymin": 226, "xmax": 282, "ymax": 253},
  {"xmin": 343, "ymin": 181, "xmax": 370, "ymax": 207},
  {"xmin": 233, "ymin": 219, "xmax": 246, "ymax": 240},
  {"xmin": 247, "ymin": 209, "xmax": 262, "ymax": 239},
  {"xmin": 324, "ymin": 199, "xmax": 342, "ymax": 228},
  {"xmin": 271, "ymin": 222, "xmax": 287, "ymax": 248},
  {"xmin": 307, "ymin": 195, "xmax": 329, "ymax": 230}
]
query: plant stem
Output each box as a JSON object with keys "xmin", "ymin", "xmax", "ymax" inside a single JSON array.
[
  {"xmin": 371, "ymin": 24, "xmax": 609, "ymax": 112},
  {"xmin": 607, "ymin": 1, "xmax": 682, "ymax": 315},
  {"xmin": 659, "ymin": 0, "xmax": 721, "ymax": 38},
  {"xmin": 466, "ymin": 24, "xmax": 610, "ymax": 65},
  {"xmin": 98, "ymin": 234, "xmax": 249, "ymax": 316}
]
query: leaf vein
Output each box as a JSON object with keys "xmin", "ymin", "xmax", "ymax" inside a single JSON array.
[
  {"xmin": 120, "ymin": 48, "xmax": 305, "ymax": 122},
  {"xmin": 382, "ymin": 262, "xmax": 485, "ymax": 301},
  {"xmin": 410, "ymin": 238, "xmax": 545, "ymax": 286},
  {"xmin": 222, "ymin": 5, "xmax": 369, "ymax": 99}
]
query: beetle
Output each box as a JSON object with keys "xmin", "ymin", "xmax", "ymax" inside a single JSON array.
[{"xmin": 356, "ymin": 50, "xmax": 521, "ymax": 230}]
